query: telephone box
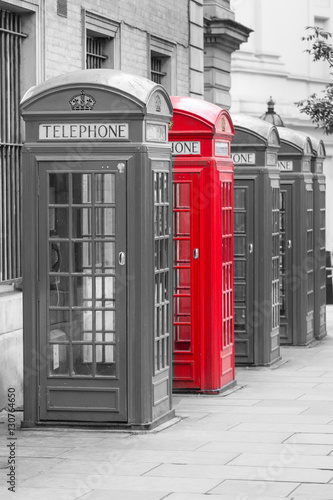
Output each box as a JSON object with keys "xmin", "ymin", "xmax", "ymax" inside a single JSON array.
[
  {"xmin": 231, "ymin": 115, "xmax": 281, "ymax": 366},
  {"xmin": 311, "ymin": 138, "xmax": 327, "ymax": 340},
  {"xmin": 169, "ymin": 96, "xmax": 235, "ymax": 393},
  {"xmin": 277, "ymin": 127, "xmax": 314, "ymax": 345},
  {"xmin": 21, "ymin": 69, "xmax": 174, "ymax": 429}
]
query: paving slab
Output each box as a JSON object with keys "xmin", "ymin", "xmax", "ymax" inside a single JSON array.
[
  {"xmin": 0, "ymin": 487, "xmax": 92, "ymax": 500},
  {"xmin": 228, "ymin": 452, "xmax": 333, "ymax": 470},
  {"xmin": 284, "ymin": 433, "xmax": 333, "ymax": 445},
  {"xmin": 20, "ymin": 474, "xmax": 221, "ymax": 493},
  {"xmin": 80, "ymin": 491, "xmax": 167, "ymax": 500},
  {"xmin": 166, "ymin": 495, "xmax": 289, "ymax": 500},
  {"xmin": 292, "ymin": 482, "xmax": 333, "ymax": 498},
  {"xmin": 231, "ymin": 422, "xmax": 333, "ymax": 434},
  {"xmin": 143, "ymin": 462, "xmax": 333, "ymax": 483},
  {"xmin": 208, "ymin": 479, "xmax": 299, "ymax": 497},
  {"xmin": 194, "ymin": 440, "xmax": 333, "ymax": 456}
]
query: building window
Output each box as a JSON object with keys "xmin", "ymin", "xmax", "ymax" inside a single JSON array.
[
  {"xmin": 0, "ymin": 8, "xmax": 26, "ymax": 283},
  {"xmin": 151, "ymin": 54, "xmax": 167, "ymax": 84},
  {"xmin": 149, "ymin": 36, "xmax": 176, "ymax": 93},
  {"xmin": 84, "ymin": 11, "xmax": 120, "ymax": 70},
  {"xmin": 86, "ymin": 35, "xmax": 108, "ymax": 69}
]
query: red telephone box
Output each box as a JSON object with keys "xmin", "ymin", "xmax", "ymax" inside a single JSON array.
[{"xmin": 169, "ymin": 96, "xmax": 235, "ymax": 393}]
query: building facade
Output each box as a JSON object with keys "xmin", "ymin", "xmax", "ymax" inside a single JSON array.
[{"xmin": 230, "ymin": 0, "xmax": 333, "ymax": 251}]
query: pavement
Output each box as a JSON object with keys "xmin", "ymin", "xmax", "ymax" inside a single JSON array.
[{"xmin": 1, "ymin": 306, "xmax": 333, "ymax": 500}]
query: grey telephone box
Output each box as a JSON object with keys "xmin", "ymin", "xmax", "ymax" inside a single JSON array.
[
  {"xmin": 231, "ymin": 115, "xmax": 281, "ymax": 366},
  {"xmin": 311, "ymin": 139, "xmax": 327, "ymax": 340},
  {"xmin": 277, "ymin": 127, "xmax": 314, "ymax": 345},
  {"xmin": 21, "ymin": 69, "xmax": 174, "ymax": 428}
]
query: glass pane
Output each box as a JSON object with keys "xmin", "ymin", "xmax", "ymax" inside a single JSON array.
[
  {"xmin": 234, "ymin": 188, "xmax": 246, "ymax": 209},
  {"xmin": 175, "ymin": 325, "xmax": 191, "ymax": 342},
  {"xmin": 234, "ymin": 236, "xmax": 245, "ymax": 256},
  {"xmin": 49, "ymin": 318, "xmax": 70, "ymax": 343},
  {"xmin": 234, "ymin": 308, "xmax": 246, "ymax": 326},
  {"xmin": 49, "ymin": 344, "xmax": 69, "ymax": 375},
  {"xmin": 73, "ymin": 242, "xmax": 92, "ymax": 273},
  {"xmin": 49, "ymin": 310, "xmax": 70, "ymax": 335},
  {"xmin": 72, "ymin": 276, "xmax": 93, "ymax": 307},
  {"xmin": 174, "ymin": 296, "xmax": 191, "ymax": 322},
  {"xmin": 96, "ymin": 360, "xmax": 116, "ymax": 376},
  {"xmin": 72, "ymin": 208, "xmax": 92, "ymax": 238},
  {"xmin": 95, "ymin": 242, "xmax": 115, "ymax": 271},
  {"xmin": 175, "ymin": 240, "xmax": 191, "ymax": 263},
  {"xmin": 174, "ymin": 211, "xmax": 190, "ymax": 236},
  {"xmin": 73, "ymin": 345, "xmax": 93, "ymax": 375},
  {"xmin": 49, "ymin": 173, "xmax": 69, "ymax": 204},
  {"xmin": 72, "ymin": 174, "xmax": 91, "ymax": 204},
  {"xmin": 49, "ymin": 276, "xmax": 70, "ymax": 306},
  {"xmin": 49, "ymin": 241, "xmax": 69, "ymax": 274},
  {"xmin": 96, "ymin": 207, "xmax": 115, "ymax": 237},
  {"xmin": 49, "ymin": 208, "xmax": 69, "ymax": 238},
  {"xmin": 234, "ymin": 213, "xmax": 246, "ymax": 233},
  {"xmin": 234, "ymin": 283, "xmax": 246, "ymax": 302},
  {"xmin": 234, "ymin": 260, "xmax": 246, "ymax": 279},
  {"xmin": 95, "ymin": 173, "xmax": 115, "ymax": 203},
  {"xmin": 175, "ymin": 268, "xmax": 191, "ymax": 290},
  {"xmin": 174, "ymin": 183, "xmax": 190, "ymax": 209}
]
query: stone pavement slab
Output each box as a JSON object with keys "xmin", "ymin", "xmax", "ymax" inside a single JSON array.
[
  {"xmin": 292, "ymin": 482, "xmax": 333, "ymax": 498},
  {"xmin": 20, "ymin": 474, "xmax": 222, "ymax": 493},
  {"xmin": 228, "ymin": 452, "xmax": 333, "ymax": 470},
  {"xmin": 208, "ymin": 479, "xmax": 299, "ymax": 497},
  {"xmin": 0, "ymin": 487, "xmax": 92, "ymax": 500},
  {"xmin": 197, "ymin": 440, "xmax": 333, "ymax": 456},
  {"xmin": 81, "ymin": 491, "xmax": 167, "ymax": 500},
  {"xmin": 143, "ymin": 462, "xmax": 333, "ymax": 483}
]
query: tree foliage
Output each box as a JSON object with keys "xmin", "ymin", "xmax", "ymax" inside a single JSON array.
[{"xmin": 296, "ymin": 26, "xmax": 333, "ymax": 134}]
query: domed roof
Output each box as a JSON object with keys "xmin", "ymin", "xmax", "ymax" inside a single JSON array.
[{"xmin": 260, "ymin": 97, "xmax": 284, "ymax": 127}]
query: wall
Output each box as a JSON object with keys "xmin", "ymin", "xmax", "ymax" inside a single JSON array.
[{"xmin": 0, "ymin": 291, "xmax": 23, "ymax": 410}]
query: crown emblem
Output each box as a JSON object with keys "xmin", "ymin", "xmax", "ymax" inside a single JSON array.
[
  {"xmin": 69, "ymin": 90, "xmax": 96, "ymax": 111},
  {"xmin": 221, "ymin": 116, "xmax": 226, "ymax": 131},
  {"xmin": 155, "ymin": 94, "xmax": 161, "ymax": 112},
  {"xmin": 168, "ymin": 119, "xmax": 174, "ymax": 131}
]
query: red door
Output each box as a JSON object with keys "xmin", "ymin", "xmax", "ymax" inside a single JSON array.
[{"xmin": 173, "ymin": 173, "xmax": 200, "ymax": 390}]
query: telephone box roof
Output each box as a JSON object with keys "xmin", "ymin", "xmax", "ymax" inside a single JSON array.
[
  {"xmin": 232, "ymin": 114, "xmax": 280, "ymax": 147},
  {"xmin": 170, "ymin": 96, "xmax": 234, "ymax": 135},
  {"xmin": 21, "ymin": 69, "xmax": 170, "ymax": 110},
  {"xmin": 277, "ymin": 126, "xmax": 314, "ymax": 155}
]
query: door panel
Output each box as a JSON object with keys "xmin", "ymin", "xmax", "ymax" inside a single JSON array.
[
  {"xmin": 233, "ymin": 180, "xmax": 254, "ymax": 364},
  {"xmin": 279, "ymin": 184, "xmax": 293, "ymax": 343},
  {"xmin": 173, "ymin": 173, "xmax": 200, "ymax": 389},
  {"xmin": 39, "ymin": 161, "xmax": 127, "ymax": 421}
]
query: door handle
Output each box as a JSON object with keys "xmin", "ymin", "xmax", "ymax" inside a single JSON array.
[
  {"xmin": 248, "ymin": 243, "xmax": 253, "ymax": 253},
  {"xmin": 288, "ymin": 240, "xmax": 292, "ymax": 249},
  {"xmin": 193, "ymin": 248, "xmax": 199, "ymax": 259},
  {"xmin": 119, "ymin": 252, "xmax": 126, "ymax": 266}
]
